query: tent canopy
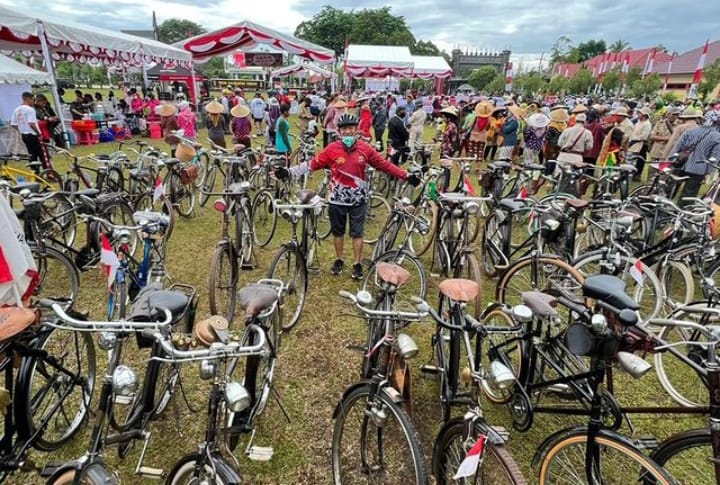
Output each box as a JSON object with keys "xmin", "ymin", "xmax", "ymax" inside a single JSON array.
[
  {"xmin": 271, "ymin": 63, "xmax": 336, "ymax": 79},
  {"xmin": 176, "ymin": 20, "xmax": 334, "ymax": 64},
  {"xmin": 410, "ymin": 55, "xmax": 452, "ymax": 79},
  {"xmin": 0, "ymin": 5, "xmax": 192, "ymax": 66},
  {"xmin": 147, "ymin": 64, "xmax": 205, "ymax": 81},
  {"xmin": 0, "ymin": 54, "xmax": 51, "ymax": 84},
  {"xmin": 345, "ymin": 44, "xmax": 414, "ymax": 77}
]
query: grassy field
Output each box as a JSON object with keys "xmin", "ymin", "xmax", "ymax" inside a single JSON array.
[{"xmin": 13, "ymin": 119, "xmax": 708, "ymax": 484}]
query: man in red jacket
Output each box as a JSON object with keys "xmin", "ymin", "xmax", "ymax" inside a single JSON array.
[{"xmin": 279, "ymin": 113, "xmax": 421, "ymax": 279}]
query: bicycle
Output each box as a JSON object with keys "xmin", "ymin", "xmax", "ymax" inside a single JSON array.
[
  {"xmin": 0, "ymin": 154, "xmax": 62, "ymax": 192},
  {"xmin": 266, "ymin": 190, "xmax": 325, "ymax": 331},
  {"xmin": 332, "ymin": 289, "xmax": 429, "ymax": 484},
  {"xmin": 199, "ymin": 140, "xmax": 255, "ymax": 207},
  {"xmin": 0, "ymin": 306, "xmax": 95, "ymax": 483},
  {"xmin": 49, "ymin": 146, "xmax": 125, "ymax": 195}
]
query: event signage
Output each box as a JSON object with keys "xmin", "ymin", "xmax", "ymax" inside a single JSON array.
[{"xmin": 245, "ymin": 53, "xmax": 283, "ymax": 67}]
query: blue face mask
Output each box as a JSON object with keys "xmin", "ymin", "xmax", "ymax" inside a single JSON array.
[{"xmin": 342, "ymin": 135, "xmax": 356, "ymax": 148}]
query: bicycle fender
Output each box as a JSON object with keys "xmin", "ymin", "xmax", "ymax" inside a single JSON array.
[
  {"xmin": 531, "ymin": 426, "xmax": 642, "ymax": 468},
  {"xmin": 210, "ymin": 453, "xmax": 243, "ymax": 485},
  {"xmin": 331, "ymin": 381, "xmax": 404, "ymax": 419},
  {"xmin": 649, "ymin": 428, "xmax": 710, "ymax": 461}
]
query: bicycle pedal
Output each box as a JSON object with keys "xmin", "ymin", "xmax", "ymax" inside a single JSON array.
[
  {"xmin": 240, "ymin": 262, "xmax": 255, "ymax": 270},
  {"xmin": 137, "ymin": 466, "xmax": 164, "ymax": 479},
  {"xmin": 114, "ymin": 394, "xmax": 134, "ymax": 405},
  {"xmin": 420, "ymin": 364, "xmax": 442, "ymax": 375},
  {"xmin": 247, "ymin": 445, "xmax": 274, "ymax": 461},
  {"xmin": 346, "ymin": 343, "xmax": 367, "ymax": 352}
]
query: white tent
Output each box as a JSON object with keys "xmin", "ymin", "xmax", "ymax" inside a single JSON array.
[
  {"xmin": 345, "ymin": 45, "xmax": 414, "ymax": 77},
  {"xmin": 270, "ymin": 63, "xmax": 336, "ymax": 79},
  {"xmin": 0, "ymin": 54, "xmax": 51, "ymax": 133},
  {"xmin": 410, "ymin": 55, "xmax": 453, "ymax": 79}
]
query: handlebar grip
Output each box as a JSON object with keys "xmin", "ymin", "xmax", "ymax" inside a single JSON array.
[{"xmin": 338, "ymin": 290, "xmax": 355, "ymax": 301}]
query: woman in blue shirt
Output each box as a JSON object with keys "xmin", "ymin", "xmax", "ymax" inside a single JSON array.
[{"xmin": 275, "ymin": 103, "xmax": 292, "ymax": 160}]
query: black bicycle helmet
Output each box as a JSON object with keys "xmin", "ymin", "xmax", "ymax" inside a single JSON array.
[{"xmin": 336, "ymin": 113, "xmax": 359, "ymax": 128}]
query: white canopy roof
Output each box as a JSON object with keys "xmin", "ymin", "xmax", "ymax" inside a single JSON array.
[
  {"xmin": 346, "ymin": 44, "xmax": 414, "ymax": 71},
  {"xmin": 0, "ymin": 54, "xmax": 51, "ymax": 84},
  {"xmin": 271, "ymin": 63, "xmax": 336, "ymax": 79},
  {"xmin": 0, "ymin": 5, "xmax": 192, "ymax": 66},
  {"xmin": 410, "ymin": 55, "xmax": 452, "ymax": 79}
]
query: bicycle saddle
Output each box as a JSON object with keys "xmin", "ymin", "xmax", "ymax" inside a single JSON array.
[
  {"xmin": 0, "ymin": 307, "xmax": 36, "ymax": 342},
  {"xmin": 163, "ymin": 159, "xmax": 180, "ymax": 166},
  {"xmin": 296, "ymin": 189, "xmax": 317, "ymax": 204},
  {"xmin": 438, "ymin": 278, "xmax": 479, "ymax": 303},
  {"xmin": 238, "ymin": 284, "xmax": 278, "ymax": 318},
  {"xmin": 522, "ymin": 163, "xmax": 545, "ymax": 171},
  {"xmin": 565, "ymin": 198, "xmax": 589, "ymax": 210},
  {"xmin": 10, "ymin": 182, "xmax": 41, "ymax": 194},
  {"xmin": 582, "ymin": 275, "xmax": 639, "ymax": 312},
  {"xmin": 194, "ymin": 315, "xmax": 230, "ymax": 346},
  {"xmin": 617, "ymin": 164, "xmax": 637, "ymax": 173},
  {"xmin": 499, "ymin": 198, "xmax": 526, "ymax": 212},
  {"xmin": 376, "ymin": 262, "xmax": 411, "ymax": 288},
  {"xmin": 488, "ymin": 160, "xmax": 511, "ymax": 170},
  {"xmin": 130, "ymin": 289, "xmax": 190, "ymax": 325},
  {"xmin": 521, "ymin": 291, "xmax": 559, "ymax": 318}
]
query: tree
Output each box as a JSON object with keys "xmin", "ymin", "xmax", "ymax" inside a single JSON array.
[
  {"xmin": 550, "ymin": 35, "xmax": 573, "ymax": 64},
  {"xmin": 602, "ymin": 68, "xmax": 623, "ymax": 94},
  {"xmin": 573, "ymin": 39, "xmax": 607, "ymax": 62},
  {"xmin": 625, "ymin": 67, "xmax": 642, "ymax": 87},
  {"xmin": 548, "ymin": 75, "xmax": 569, "ymax": 94},
  {"xmin": 486, "ymin": 77, "xmax": 506, "ymax": 94},
  {"xmin": 698, "ymin": 59, "xmax": 720, "ymax": 101},
  {"xmin": 295, "ymin": 7, "xmax": 354, "ymax": 55},
  {"xmin": 202, "ymin": 57, "xmax": 226, "ymax": 78},
  {"xmin": 515, "ymin": 72, "xmax": 546, "ymax": 95},
  {"xmin": 156, "ymin": 19, "xmax": 205, "ymax": 44},
  {"xmin": 411, "ymin": 39, "xmax": 440, "ymax": 56},
  {"xmin": 467, "ymin": 66, "xmax": 498, "ymax": 91},
  {"xmin": 567, "ymin": 69, "xmax": 595, "ymax": 94},
  {"xmin": 630, "ymin": 73, "xmax": 663, "ymax": 99},
  {"xmin": 609, "ymin": 39, "xmax": 630, "ymax": 52}
]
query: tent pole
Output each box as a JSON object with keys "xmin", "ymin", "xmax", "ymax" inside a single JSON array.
[
  {"xmin": 37, "ymin": 21, "xmax": 68, "ymax": 146},
  {"xmin": 140, "ymin": 46, "xmax": 150, "ymax": 93},
  {"xmin": 190, "ymin": 64, "xmax": 198, "ymax": 107}
]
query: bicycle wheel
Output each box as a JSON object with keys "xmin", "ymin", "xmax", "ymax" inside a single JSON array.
[
  {"xmin": 30, "ymin": 244, "xmax": 80, "ymax": 309},
  {"xmin": 234, "ymin": 207, "xmax": 254, "ymax": 269},
  {"xmin": 47, "ymin": 463, "xmax": 118, "ymax": 485},
  {"xmin": 39, "ymin": 168, "xmax": 64, "ymax": 193},
  {"xmin": 538, "ymin": 431, "xmax": 676, "ymax": 484},
  {"xmin": 481, "ymin": 210, "xmax": 506, "ymax": 278},
  {"xmin": 656, "ymin": 260, "xmax": 694, "ymax": 311},
  {"xmin": 40, "ymin": 193, "xmax": 76, "ymax": 247},
  {"xmin": 208, "ymin": 243, "xmax": 238, "ymax": 322},
  {"xmin": 267, "ymin": 245, "xmax": 307, "ymax": 332},
  {"xmin": 251, "ymin": 190, "xmax": 277, "ymax": 248},
  {"xmin": 409, "ymin": 200, "xmax": 437, "ymax": 257},
  {"xmin": 573, "ymin": 251, "xmax": 663, "ymax": 322},
  {"xmin": 133, "ymin": 192, "xmax": 175, "ymax": 241},
  {"xmin": 454, "ymin": 252, "xmax": 483, "ymax": 319},
  {"xmin": 167, "ymin": 171, "xmax": 195, "ymax": 218},
  {"xmin": 199, "ymin": 163, "xmax": 217, "ymax": 207},
  {"xmin": 102, "ymin": 200, "xmax": 138, "ymax": 257},
  {"xmin": 480, "ymin": 306, "xmax": 523, "ymax": 404},
  {"xmin": 194, "ymin": 152, "xmax": 210, "ymax": 190},
  {"xmin": 331, "ymin": 384, "xmax": 428, "ymax": 484},
  {"xmin": 496, "ymin": 255, "xmax": 585, "ymax": 322},
  {"xmin": 315, "ymin": 203, "xmax": 332, "ymax": 241},
  {"xmin": 654, "ymin": 303, "xmax": 718, "ymax": 408},
  {"xmin": 105, "ymin": 166, "xmax": 125, "ymax": 193},
  {"xmin": 434, "ymin": 324, "xmax": 459, "ymax": 423},
  {"xmin": 150, "ymin": 359, "xmax": 180, "ymax": 420},
  {"xmin": 166, "ymin": 453, "xmax": 241, "ymax": 485},
  {"xmin": 364, "ymin": 195, "xmax": 391, "ymax": 244},
  {"xmin": 651, "ymin": 429, "xmax": 715, "ymax": 485},
  {"xmin": 432, "ymin": 417, "xmax": 527, "ymax": 484},
  {"xmin": 15, "ymin": 328, "xmax": 95, "ymax": 451},
  {"xmin": 362, "ymin": 250, "xmax": 427, "ymax": 312}
]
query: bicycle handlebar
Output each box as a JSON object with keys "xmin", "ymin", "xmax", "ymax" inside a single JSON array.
[
  {"xmin": 273, "ymin": 199, "xmax": 323, "ymax": 211},
  {"xmin": 636, "ymin": 195, "xmax": 712, "ymax": 217},
  {"xmin": 338, "ymin": 291, "xmax": 428, "ymax": 320},
  {"xmin": 147, "ymin": 324, "xmax": 268, "ymax": 362},
  {"xmin": 40, "ymin": 300, "xmax": 173, "ymax": 332}
]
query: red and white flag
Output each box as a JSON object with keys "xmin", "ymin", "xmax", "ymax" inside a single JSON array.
[
  {"xmin": 463, "ymin": 175, "xmax": 477, "ymax": 196},
  {"xmin": 0, "ymin": 247, "xmax": 14, "ymax": 285},
  {"xmin": 153, "ymin": 175, "xmax": 164, "ymax": 203},
  {"xmin": 100, "ymin": 233, "xmax": 120, "ymax": 289},
  {"xmin": 689, "ymin": 40, "xmax": 709, "ymax": 99},
  {"xmin": 644, "ymin": 49, "xmax": 656, "ymax": 77},
  {"xmin": 453, "ymin": 434, "xmax": 486, "ymax": 479},
  {"xmin": 629, "ymin": 259, "xmax": 645, "ymax": 285},
  {"xmin": 663, "ymin": 54, "xmax": 674, "ymax": 91},
  {"xmin": 518, "ymin": 185, "xmax": 528, "ymax": 200}
]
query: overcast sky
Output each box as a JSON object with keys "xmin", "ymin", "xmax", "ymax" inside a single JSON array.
[{"xmin": 3, "ymin": 0, "xmax": 717, "ymax": 65}]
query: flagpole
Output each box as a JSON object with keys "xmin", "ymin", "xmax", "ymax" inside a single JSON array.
[{"xmin": 37, "ymin": 21, "xmax": 68, "ymax": 146}]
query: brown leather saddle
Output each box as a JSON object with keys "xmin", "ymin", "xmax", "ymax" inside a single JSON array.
[
  {"xmin": 438, "ymin": 279, "xmax": 480, "ymax": 302},
  {"xmin": 376, "ymin": 262, "xmax": 411, "ymax": 288},
  {"xmin": 0, "ymin": 307, "xmax": 37, "ymax": 343},
  {"xmin": 238, "ymin": 285, "xmax": 279, "ymax": 319}
]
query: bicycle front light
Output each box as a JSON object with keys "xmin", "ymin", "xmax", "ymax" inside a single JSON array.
[
  {"xmin": 464, "ymin": 201, "xmax": 480, "ymax": 215},
  {"xmin": 112, "ymin": 365, "xmax": 138, "ymax": 397},
  {"xmin": 512, "ymin": 304, "xmax": 533, "ymax": 323},
  {"xmin": 225, "ymin": 381, "xmax": 251, "ymax": 412},
  {"xmin": 395, "ymin": 333, "xmax": 419, "ymax": 359},
  {"xmin": 213, "ymin": 198, "xmax": 228, "ymax": 213},
  {"xmin": 489, "ymin": 360, "xmax": 515, "ymax": 389},
  {"xmin": 591, "ymin": 314, "xmax": 608, "ymax": 333}
]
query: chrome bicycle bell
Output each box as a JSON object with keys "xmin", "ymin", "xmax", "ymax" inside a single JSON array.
[
  {"xmin": 98, "ymin": 331, "xmax": 117, "ymax": 350},
  {"xmin": 112, "ymin": 365, "xmax": 138, "ymax": 397},
  {"xmin": 199, "ymin": 359, "xmax": 217, "ymax": 380},
  {"xmin": 356, "ymin": 290, "xmax": 373, "ymax": 306},
  {"xmin": 512, "ymin": 304, "xmax": 533, "ymax": 323},
  {"xmin": 225, "ymin": 381, "xmax": 251, "ymax": 412}
]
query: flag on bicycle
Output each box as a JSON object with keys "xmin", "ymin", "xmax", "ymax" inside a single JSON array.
[
  {"xmin": 463, "ymin": 175, "xmax": 477, "ymax": 196},
  {"xmin": 153, "ymin": 175, "xmax": 164, "ymax": 203},
  {"xmin": 0, "ymin": 196, "xmax": 38, "ymax": 306},
  {"xmin": 453, "ymin": 434, "xmax": 486, "ymax": 479},
  {"xmin": 518, "ymin": 185, "xmax": 528, "ymax": 200},
  {"xmin": 100, "ymin": 233, "xmax": 120, "ymax": 290},
  {"xmin": 629, "ymin": 258, "xmax": 645, "ymax": 284}
]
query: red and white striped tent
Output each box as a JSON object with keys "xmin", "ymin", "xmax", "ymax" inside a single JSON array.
[
  {"xmin": 270, "ymin": 63, "xmax": 336, "ymax": 79},
  {"xmin": 409, "ymin": 55, "xmax": 453, "ymax": 79},
  {"xmin": 175, "ymin": 21, "xmax": 334, "ymax": 64},
  {"xmin": 345, "ymin": 45, "xmax": 414, "ymax": 77}
]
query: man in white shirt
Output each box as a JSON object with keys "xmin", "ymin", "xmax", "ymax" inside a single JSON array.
[
  {"xmin": 249, "ymin": 93, "xmax": 266, "ymax": 136},
  {"xmin": 11, "ymin": 92, "xmax": 42, "ymax": 161},
  {"xmin": 407, "ymin": 106, "xmax": 427, "ymax": 155},
  {"xmin": 628, "ymin": 107, "xmax": 653, "ymax": 179}
]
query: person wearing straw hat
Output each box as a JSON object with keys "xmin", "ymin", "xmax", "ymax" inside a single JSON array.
[
  {"xmin": 231, "ymin": 104, "xmax": 252, "ymax": 149},
  {"xmin": 205, "ymin": 100, "xmax": 227, "ymax": 148},
  {"xmin": 524, "ymin": 113, "xmax": 550, "ymax": 165},
  {"xmin": 177, "ymin": 101, "xmax": 197, "ymax": 141},
  {"xmin": 437, "ymin": 105, "xmax": 461, "ymax": 189},
  {"xmin": 157, "ymin": 103, "xmax": 180, "ymax": 156},
  {"xmin": 544, "ymin": 108, "xmax": 569, "ymax": 172},
  {"xmin": 484, "ymin": 106, "xmax": 506, "ymax": 161},
  {"xmin": 497, "ymin": 105, "xmax": 521, "ymax": 160},
  {"xmin": 466, "ymin": 101, "xmax": 493, "ymax": 160},
  {"xmin": 648, "ymin": 106, "xmax": 679, "ymax": 169},
  {"xmin": 663, "ymin": 107, "xmax": 703, "ymax": 159},
  {"xmin": 628, "ymin": 107, "xmax": 653, "ymax": 179}
]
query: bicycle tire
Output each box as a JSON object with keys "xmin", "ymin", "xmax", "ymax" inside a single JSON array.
[
  {"xmin": 167, "ymin": 171, "xmax": 195, "ymax": 218},
  {"xmin": 102, "ymin": 199, "xmax": 138, "ymax": 257},
  {"xmin": 538, "ymin": 431, "xmax": 676, "ymax": 485},
  {"xmin": 331, "ymin": 384, "xmax": 428, "ymax": 484},
  {"xmin": 267, "ymin": 245, "xmax": 307, "ymax": 332},
  {"xmin": 251, "ymin": 189, "xmax": 277, "ymax": 248},
  {"xmin": 199, "ymin": 163, "xmax": 217, "ymax": 207},
  {"xmin": 15, "ymin": 328, "xmax": 95, "ymax": 451},
  {"xmin": 208, "ymin": 243, "xmax": 238, "ymax": 323},
  {"xmin": 656, "ymin": 259, "xmax": 694, "ymax": 311},
  {"xmin": 105, "ymin": 166, "xmax": 125, "ymax": 193},
  {"xmin": 47, "ymin": 463, "xmax": 118, "ymax": 485},
  {"xmin": 454, "ymin": 252, "xmax": 483, "ymax": 319},
  {"xmin": 30, "ymin": 243, "xmax": 80, "ymax": 309},
  {"xmin": 194, "ymin": 152, "xmax": 210, "ymax": 190},
  {"xmin": 315, "ymin": 203, "xmax": 332, "ymax": 241},
  {"xmin": 410, "ymin": 200, "xmax": 437, "ymax": 257},
  {"xmin": 132, "ymin": 192, "xmax": 175, "ymax": 242},
  {"xmin": 166, "ymin": 453, "xmax": 241, "ymax": 485},
  {"xmin": 480, "ymin": 307, "xmax": 522, "ymax": 404},
  {"xmin": 362, "ymin": 250, "xmax": 427, "ymax": 310},
  {"xmin": 432, "ymin": 417, "xmax": 527, "ymax": 484},
  {"xmin": 573, "ymin": 250, "xmax": 663, "ymax": 322},
  {"xmin": 39, "ymin": 168, "xmax": 64, "ymax": 193},
  {"xmin": 481, "ymin": 209, "xmax": 508, "ymax": 278},
  {"xmin": 364, "ymin": 194, "xmax": 392, "ymax": 244},
  {"xmin": 40, "ymin": 192, "xmax": 76, "ymax": 247},
  {"xmin": 651, "ymin": 428, "xmax": 715, "ymax": 485}
]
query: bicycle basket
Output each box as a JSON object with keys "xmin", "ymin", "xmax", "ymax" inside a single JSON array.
[{"xmin": 179, "ymin": 164, "xmax": 199, "ymax": 185}]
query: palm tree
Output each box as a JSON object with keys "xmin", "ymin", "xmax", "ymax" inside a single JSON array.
[{"xmin": 609, "ymin": 39, "xmax": 630, "ymax": 52}]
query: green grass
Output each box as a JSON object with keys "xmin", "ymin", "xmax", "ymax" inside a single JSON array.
[{"xmin": 11, "ymin": 120, "xmax": 709, "ymax": 484}]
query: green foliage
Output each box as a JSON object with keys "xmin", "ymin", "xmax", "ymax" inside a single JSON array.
[
  {"xmin": 662, "ymin": 91, "xmax": 679, "ymax": 104},
  {"xmin": 202, "ymin": 57, "xmax": 226, "ymax": 78},
  {"xmin": 573, "ymin": 39, "xmax": 607, "ymax": 62},
  {"xmin": 625, "ymin": 67, "xmax": 642, "ymax": 87},
  {"xmin": 486, "ymin": 76, "xmax": 506, "ymax": 94},
  {"xmin": 156, "ymin": 19, "xmax": 205, "ymax": 44},
  {"xmin": 602, "ymin": 68, "xmax": 623, "ymax": 94},
  {"xmin": 411, "ymin": 40, "xmax": 440, "ymax": 56},
  {"xmin": 294, "ymin": 6, "xmax": 416, "ymax": 55},
  {"xmin": 514, "ymin": 72, "xmax": 546, "ymax": 95},
  {"xmin": 548, "ymin": 75, "xmax": 569, "ymax": 94},
  {"xmin": 550, "ymin": 36, "xmax": 573, "ymax": 64},
  {"xmin": 609, "ymin": 39, "xmax": 630, "ymax": 52},
  {"xmin": 467, "ymin": 66, "xmax": 499, "ymax": 91},
  {"xmin": 698, "ymin": 59, "xmax": 720, "ymax": 101},
  {"xmin": 630, "ymin": 73, "xmax": 663, "ymax": 99},
  {"xmin": 567, "ymin": 69, "xmax": 595, "ymax": 94}
]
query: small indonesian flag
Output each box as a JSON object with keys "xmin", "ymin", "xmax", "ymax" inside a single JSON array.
[
  {"xmin": 629, "ymin": 259, "xmax": 645, "ymax": 285},
  {"xmin": 100, "ymin": 233, "xmax": 120, "ymax": 290},
  {"xmin": 692, "ymin": 40, "xmax": 709, "ymax": 85},
  {"xmin": 453, "ymin": 434, "xmax": 486, "ymax": 479},
  {"xmin": 518, "ymin": 186, "xmax": 528, "ymax": 200},
  {"xmin": 153, "ymin": 175, "xmax": 164, "ymax": 203},
  {"xmin": 0, "ymin": 247, "xmax": 13, "ymax": 284},
  {"xmin": 463, "ymin": 176, "xmax": 477, "ymax": 196}
]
